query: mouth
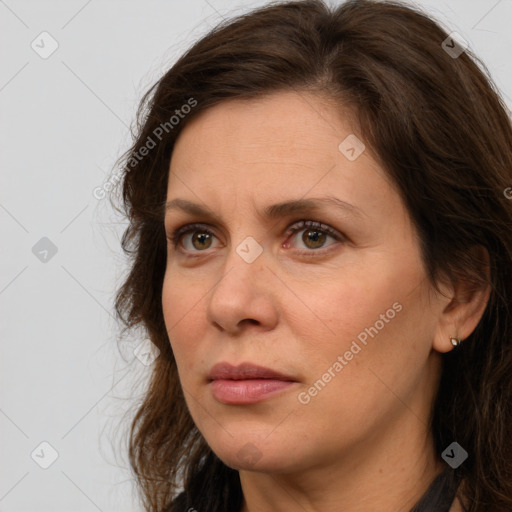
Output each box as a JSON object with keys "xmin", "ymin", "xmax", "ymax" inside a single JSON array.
[{"xmin": 208, "ymin": 362, "xmax": 298, "ymax": 405}]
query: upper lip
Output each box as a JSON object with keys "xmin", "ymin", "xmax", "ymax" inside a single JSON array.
[{"xmin": 208, "ymin": 362, "xmax": 296, "ymax": 381}]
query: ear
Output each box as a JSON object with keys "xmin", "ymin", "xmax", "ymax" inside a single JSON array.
[{"xmin": 432, "ymin": 246, "xmax": 491, "ymax": 354}]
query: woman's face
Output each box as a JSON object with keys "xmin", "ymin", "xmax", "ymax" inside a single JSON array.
[{"xmin": 162, "ymin": 91, "xmax": 450, "ymax": 473}]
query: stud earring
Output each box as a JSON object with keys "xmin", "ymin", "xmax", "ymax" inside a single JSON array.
[{"xmin": 450, "ymin": 336, "xmax": 462, "ymax": 347}]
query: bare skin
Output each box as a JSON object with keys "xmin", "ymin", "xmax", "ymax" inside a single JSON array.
[
  {"xmin": 451, "ymin": 497, "xmax": 464, "ymax": 512},
  {"xmin": 162, "ymin": 91, "xmax": 489, "ymax": 512}
]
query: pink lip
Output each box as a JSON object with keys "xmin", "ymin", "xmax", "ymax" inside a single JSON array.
[
  {"xmin": 210, "ymin": 379, "xmax": 296, "ymax": 404},
  {"xmin": 208, "ymin": 362, "xmax": 298, "ymax": 404},
  {"xmin": 208, "ymin": 361, "xmax": 296, "ymax": 381}
]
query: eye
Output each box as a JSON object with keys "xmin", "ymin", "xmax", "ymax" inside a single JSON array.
[
  {"xmin": 168, "ymin": 223, "xmax": 219, "ymax": 252},
  {"xmin": 283, "ymin": 220, "xmax": 344, "ymax": 254}
]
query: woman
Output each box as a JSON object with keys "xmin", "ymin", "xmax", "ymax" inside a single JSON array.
[{"xmin": 113, "ymin": 0, "xmax": 512, "ymax": 510}]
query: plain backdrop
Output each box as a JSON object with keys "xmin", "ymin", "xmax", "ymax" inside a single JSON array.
[{"xmin": 1, "ymin": 0, "xmax": 511, "ymax": 510}]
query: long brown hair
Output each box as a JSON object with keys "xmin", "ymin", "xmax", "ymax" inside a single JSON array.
[{"xmin": 112, "ymin": 1, "xmax": 512, "ymax": 510}]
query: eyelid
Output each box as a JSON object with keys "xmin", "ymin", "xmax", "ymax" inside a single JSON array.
[{"xmin": 284, "ymin": 219, "xmax": 344, "ymax": 243}]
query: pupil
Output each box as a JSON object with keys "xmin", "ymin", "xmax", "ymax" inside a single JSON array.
[
  {"xmin": 304, "ymin": 230, "xmax": 325, "ymax": 248},
  {"xmin": 193, "ymin": 232, "xmax": 211, "ymax": 249}
]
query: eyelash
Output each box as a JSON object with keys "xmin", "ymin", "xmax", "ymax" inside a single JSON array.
[{"xmin": 167, "ymin": 220, "xmax": 345, "ymax": 257}]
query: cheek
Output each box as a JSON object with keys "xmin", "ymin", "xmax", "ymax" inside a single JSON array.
[
  {"xmin": 297, "ymin": 260, "xmax": 427, "ymax": 385},
  {"xmin": 161, "ymin": 273, "xmax": 206, "ymax": 375},
  {"xmin": 305, "ymin": 273, "xmax": 398, "ymax": 345},
  {"xmin": 291, "ymin": 285, "xmax": 428, "ymax": 441}
]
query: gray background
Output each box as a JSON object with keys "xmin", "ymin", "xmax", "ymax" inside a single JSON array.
[{"xmin": 1, "ymin": 0, "xmax": 511, "ymax": 510}]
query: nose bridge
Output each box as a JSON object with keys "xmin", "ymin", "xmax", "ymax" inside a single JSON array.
[
  {"xmin": 220, "ymin": 197, "xmax": 266, "ymax": 276},
  {"xmin": 205, "ymin": 230, "xmax": 275, "ymax": 331},
  {"xmin": 215, "ymin": 233, "xmax": 265, "ymax": 295},
  {"xmin": 208, "ymin": 177, "xmax": 273, "ymax": 277}
]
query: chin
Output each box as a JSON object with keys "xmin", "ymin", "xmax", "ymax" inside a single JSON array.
[
  {"xmin": 204, "ymin": 432, "xmax": 307, "ymax": 473},
  {"xmin": 218, "ymin": 448, "xmax": 286, "ymax": 473}
]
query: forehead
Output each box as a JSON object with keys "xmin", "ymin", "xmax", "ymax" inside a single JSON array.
[
  {"xmin": 170, "ymin": 91, "xmax": 380, "ymax": 178},
  {"xmin": 167, "ymin": 91, "xmax": 398, "ymax": 221},
  {"xmin": 172, "ymin": 91, "xmax": 358, "ymax": 160}
]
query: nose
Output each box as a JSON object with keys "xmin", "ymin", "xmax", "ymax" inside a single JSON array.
[{"xmin": 206, "ymin": 244, "xmax": 279, "ymax": 335}]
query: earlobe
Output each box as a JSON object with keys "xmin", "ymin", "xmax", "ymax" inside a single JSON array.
[{"xmin": 432, "ymin": 246, "xmax": 491, "ymax": 353}]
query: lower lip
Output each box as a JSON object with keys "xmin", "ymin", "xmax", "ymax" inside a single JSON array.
[{"xmin": 210, "ymin": 379, "xmax": 296, "ymax": 404}]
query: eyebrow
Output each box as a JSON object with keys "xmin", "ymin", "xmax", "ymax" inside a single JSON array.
[{"xmin": 164, "ymin": 196, "xmax": 365, "ymax": 223}]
